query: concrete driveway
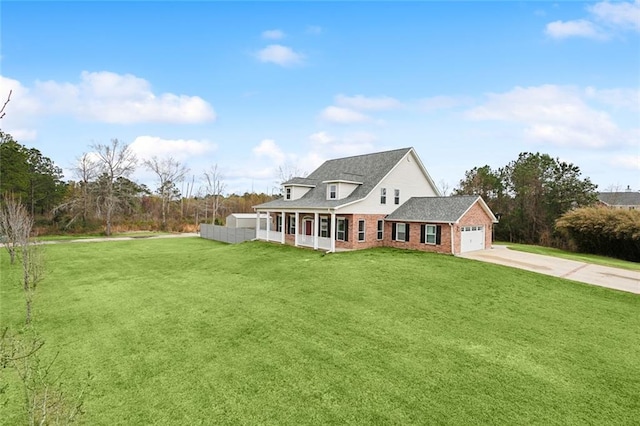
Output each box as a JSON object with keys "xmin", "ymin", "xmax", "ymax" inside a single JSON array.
[{"xmin": 459, "ymin": 245, "xmax": 640, "ymax": 294}]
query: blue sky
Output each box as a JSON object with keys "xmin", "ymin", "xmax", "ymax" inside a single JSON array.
[{"xmin": 1, "ymin": 1, "xmax": 638, "ymax": 195}]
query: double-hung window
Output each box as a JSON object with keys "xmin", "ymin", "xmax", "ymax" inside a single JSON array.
[
  {"xmin": 380, "ymin": 188, "xmax": 387, "ymax": 204},
  {"xmin": 328, "ymin": 184, "xmax": 337, "ymax": 200},
  {"xmin": 288, "ymin": 216, "xmax": 296, "ymax": 234},
  {"xmin": 394, "ymin": 189, "xmax": 400, "ymax": 205},
  {"xmin": 320, "ymin": 217, "xmax": 329, "ymax": 238},
  {"xmin": 377, "ymin": 220, "xmax": 383, "ymax": 240},
  {"xmin": 276, "ymin": 215, "xmax": 282, "ymax": 232},
  {"xmin": 396, "ymin": 223, "xmax": 406, "ymax": 241},
  {"xmin": 425, "ymin": 225, "xmax": 436, "ymax": 244},
  {"xmin": 337, "ymin": 218, "xmax": 346, "ymax": 241},
  {"xmin": 285, "ymin": 187, "xmax": 291, "ymax": 200},
  {"xmin": 358, "ymin": 220, "xmax": 365, "ymax": 241}
]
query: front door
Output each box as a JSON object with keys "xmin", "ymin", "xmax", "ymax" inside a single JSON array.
[{"xmin": 304, "ymin": 219, "xmax": 313, "ymax": 235}]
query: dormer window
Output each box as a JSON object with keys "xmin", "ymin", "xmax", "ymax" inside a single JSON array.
[
  {"xmin": 328, "ymin": 184, "xmax": 337, "ymax": 200},
  {"xmin": 285, "ymin": 187, "xmax": 291, "ymax": 200}
]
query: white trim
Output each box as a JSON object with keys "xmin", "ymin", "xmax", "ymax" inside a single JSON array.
[
  {"xmin": 330, "ymin": 212, "xmax": 336, "ymax": 252},
  {"xmin": 313, "ymin": 212, "xmax": 319, "ymax": 250},
  {"xmin": 294, "ymin": 212, "xmax": 299, "ymax": 246},
  {"xmin": 322, "ymin": 179, "xmax": 363, "ymax": 185}
]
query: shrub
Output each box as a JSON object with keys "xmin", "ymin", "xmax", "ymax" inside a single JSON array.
[{"xmin": 556, "ymin": 207, "xmax": 640, "ymax": 262}]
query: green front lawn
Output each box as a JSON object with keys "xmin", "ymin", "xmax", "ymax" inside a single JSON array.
[
  {"xmin": 1, "ymin": 239, "xmax": 638, "ymax": 424},
  {"xmin": 501, "ymin": 242, "xmax": 640, "ymax": 271}
]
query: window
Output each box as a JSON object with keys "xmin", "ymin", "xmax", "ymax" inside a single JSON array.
[
  {"xmin": 425, "ymin": 225, "xmax": 436, "ymax": 244},
  {"xmin": 276, "ymin": 215, "xmax": 282, "ymax": 232},
  {"xmin": 358, "ymin": 220, "xmax": 365, "ymax": 241},
  {"xmin": 285, "ymin": 187, "xmax": 291, "ymax": 200},
  {"xmin": 394, "ymin": 189, "xmax": 400, "ymax": 205},
  {"xmin": 377, "ymin": 220, "xmax": 383, "ymax": 240},
  {"xmin": 380, "ymin": 188, "xmax": 387, "ymax": 204},
  {"xmin": 337, "ymin": 218, "xmax": 346, "ymax": 241},
  {"xmin": 320, "ymin": 217, "xmax": 329, "ymax": 238},
  {"xmin": 396, "ymin": 223, "xmax": 406, "ymax": 241},
  {"xmin": 328, "ymin": 184, "xmax": 337, "ymax": 199},
  {"xmin": 288, "ymin": 216, "xmax": 296, "ymax": 234}
]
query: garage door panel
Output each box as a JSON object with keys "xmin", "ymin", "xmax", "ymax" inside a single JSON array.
[{"xmin": 461, "ymin": 226, "xmax": 485, "ymax": 253}]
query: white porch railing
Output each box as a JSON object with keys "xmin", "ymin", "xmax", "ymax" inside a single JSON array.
[
  {"xmin": 299, "ymin": 234, "xmax": 314, "ymax": 247},
  {"xmin": 318, "ymin": 237, "xmax": 332, "ymax": 251},
  {"xmin": 256, "ymin": 229, "xmax": 282, "ymax": 242}
]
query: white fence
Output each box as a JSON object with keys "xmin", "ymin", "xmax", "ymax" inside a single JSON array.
[{"xmin": 200, "ymin": 224, "xmax": 255, "ymax": 244}]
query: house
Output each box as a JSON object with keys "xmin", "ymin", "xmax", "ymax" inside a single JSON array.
[
  {"xmin": 253, "ymin": 147, "xmax": 498, "ymax": 254},
  {"xmin": 225, "ymin": 213, "xmax": 266, "ymax": 229},
  {"xmin": 597, "ymin": 188, "xmax": 640, "ymax": 210}
]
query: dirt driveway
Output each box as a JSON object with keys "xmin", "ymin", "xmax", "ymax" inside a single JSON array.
[{"xmin": 459, "ymin": 245, "xmax": 640, "ymax": 294}]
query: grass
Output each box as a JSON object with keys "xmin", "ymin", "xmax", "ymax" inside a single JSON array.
[
  {"xmin": 1, "ymin": 239, "xmax": 639, "ymax": 425},
  {"xmin": 499, "ymin": 242, "xmax": 640, "ymax": 271}
]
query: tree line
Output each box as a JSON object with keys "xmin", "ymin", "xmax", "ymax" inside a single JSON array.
[
  {"xmin": 1, "ymin": 132, "xmax": 274, "ymax": 236},
  {"xmin": 454, "ymin": 152, "xmax": 600, "ymax": 246}
]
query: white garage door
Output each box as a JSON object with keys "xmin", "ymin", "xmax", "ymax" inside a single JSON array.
[{"xmin": 461, "ymin": 226, "xmax": 485, "ymax": 253}]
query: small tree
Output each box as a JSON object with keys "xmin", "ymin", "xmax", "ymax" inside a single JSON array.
[
  {"xmin": 203, "ymin": 164, "xmax": 226, "ymax": 224},
  {"xmin": 0, "ymin": 194, "xmax": 42, "ymax": 324},
  {"xmin": 92, "ymin": 139, "xmax": 137, "ymax": 236},
  {"xmin": 144, "ymin": 157, "xmax": 188, "ymax": 230}
]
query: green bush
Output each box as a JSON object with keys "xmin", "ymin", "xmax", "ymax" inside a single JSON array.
[{"xmin": 556, "ymin": 207, "xmax": 640, "ymax": 262}]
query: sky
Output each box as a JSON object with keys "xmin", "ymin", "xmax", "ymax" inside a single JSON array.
[{"xmin": 1, "ymin": 0, "xmax": 639, "ymax": 196}]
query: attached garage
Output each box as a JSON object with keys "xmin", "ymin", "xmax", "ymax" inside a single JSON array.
[
  {"xmin": 384, "ymin": 195, "xmax": 498, "ymax": 255},
  {"xmin": 460, "ymin": 226, "xmax": 485, "ymax": 253}
]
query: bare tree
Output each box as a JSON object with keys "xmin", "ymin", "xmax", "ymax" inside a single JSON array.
[
  {"xmin": 203, "ymin": 164, "xmax": 226, "ymax": 224},
  {"xmin": 92, "ymin": 139, "xmax": 137, "ymax": 236},
  {"xmin": 438, "ymin": 179, "xmax": 450, "ymax": 196},
  {"xmin": 0, "ymin": 90, "xmax": 11, "ymax": 120},
  {"xmin": 144, "ymin": 156, "xmax": 188, "ymax": 230},
  {"xmin": 0, "ymin": 194, "xmax": 42, "ymax": 324},
  {"xmin": 0, "ymin": 193, "xmax": 22, "ymax": 264}
]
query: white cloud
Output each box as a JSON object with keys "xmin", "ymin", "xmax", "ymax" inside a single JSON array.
[
  {"xmin": 467, "ymin": 84, "xmax": 624, "ymax": 148},
  {"xmin": 130, "ymin": 136, "xmax": 217, "ymax": 161},
  {"xmin": 308, "ymin": 131, "xmax": 335, "ymax": 145},
  {"xmin": 545, "ymin": 19, "xmax": 605, "ymax": 39},
  {"xmin": 256, "ymin": 44, "xmax": 304, "ymax": 67},
  {"xmin": 585, "ymin": 87, "xmax": 640, "ymax": 111},
  {"xmin": 545, "ymin": 1, "xmax": 640, "ymax": 39},
  {"xmin": 335, "ymin": 94, "xmax": 403, "ymax": 111},
  {"xmin": 589, "ymin": 0, "xmax": 640, "ymax": 31},
  {"xmin": 0, "ymin": 72, "xmax": 216, "ymax": 125},
  {"xmin": 609, "ymin": 154, "xmax": 640, "ymax": 170},
  {"xmin": 252, "ymin": 139, "xmax": 286, "ymax": 164},
  {"xmin": 319, "ymin": 106, "xmax": 371, "ymax": 124},
  {"xmin": 262, "ymin": 29, "xmax": 285, "ymax": 40}
]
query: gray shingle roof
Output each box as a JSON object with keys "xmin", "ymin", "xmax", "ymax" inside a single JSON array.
[
  {"xmin": 256, "ymin": 147, "xmax": 413, "ymax": 209},
  {"xmin": 283, "ymin": 177, "xmax": 317, "ymax": 186},
  {"xmin": 598, "ymin": 192, "xmax": 640, "ymax": 206},
  {"xmin": 385, "ymin": 196, "xmax": 486, "ymax": 223}
]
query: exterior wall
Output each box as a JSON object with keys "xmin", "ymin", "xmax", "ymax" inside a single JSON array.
[
  {"xmin": 340, "ymin": 150, "xmax": 438, "ymax": 214},
  {"xmin": 291, "ymin": 186, "xmax": 312, "ymax": 200},
  {"xmin": 453, "ymin": 202, "xmax": 494, "ymax": 254},
  {"xmin": 384, "ymin": 221, "xmax": 454, "ymax": 254},
  {"xmin": 335, "ymin": 214, "xmax": 387, "ymax": 250}
]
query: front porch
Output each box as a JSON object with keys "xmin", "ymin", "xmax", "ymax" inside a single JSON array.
[{"xmin": 255, "ymin": 210, "xmax": 349, "ymax": 252}]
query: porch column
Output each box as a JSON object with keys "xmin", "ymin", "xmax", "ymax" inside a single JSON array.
[
  {"xmin": 255, "ymin": 212, "xmax": 260, "ymax": 237},
  {"xmin": 281, "ymin": 211, "xmax": 285, "ymax": 244},
  {"xmin": 330, "ymin": 211, "xmax": 336, "ymax": 252},
  {"xmin": 313, "ymin": 212, "xmax": 319, "ymax": 250},
  {"xmin": 294, "ymin": 211, "xmax": 299, "ymax": 246},
  {"xmin": 266, "ymin": 211, "xmax": 270, "ymax": 242}
]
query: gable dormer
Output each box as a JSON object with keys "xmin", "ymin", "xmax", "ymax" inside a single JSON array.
[
  {"xmin": 323, "ymin": 176, "xmax": 363, "ymax": 201},
  {"xmin": 282, "ymin": 177, "xmax": 316, "ymax": 201}
]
